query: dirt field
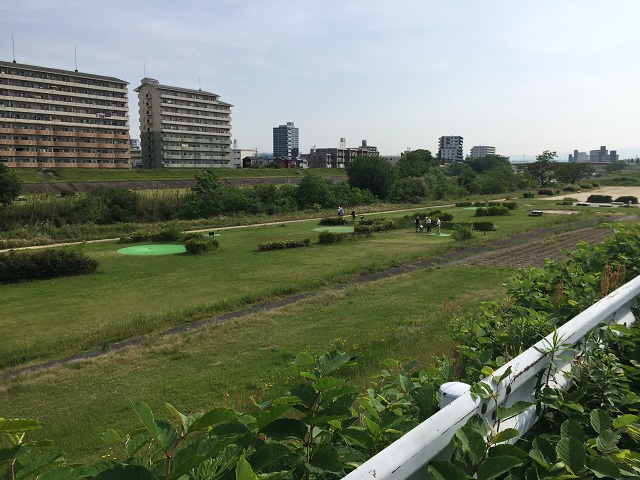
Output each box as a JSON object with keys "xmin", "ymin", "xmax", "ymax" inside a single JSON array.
[{"xmin": 545, "ymin": 186, "xmax": 640, "ymax": 202}]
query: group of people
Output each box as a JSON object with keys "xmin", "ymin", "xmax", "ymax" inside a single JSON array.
[
  {"xmin": 415, "ymin": 215, "xmax": 440, "ymax": 235},
  {"xmin": 338, "ymin": 207, "xmax": 357, "ymax": 222}
]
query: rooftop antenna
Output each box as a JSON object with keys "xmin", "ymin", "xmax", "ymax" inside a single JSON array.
[
  {"xmin": 198, "ymin": 77, "xmax": 202, "ymax": 91},
  {"xmin": 74, "ymin": 44, "xmax": 78, "ymax": 72},
  {"xmin": 12, "ymin": 33, "xmax": 16, "ymax": 63},
  {"xmin": 143, "ymin": 62, "xmax": 146, "ymax": 77}
]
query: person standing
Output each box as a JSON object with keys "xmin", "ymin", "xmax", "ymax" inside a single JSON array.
[
  {"xmin": 436, "ymin": 218, "xmax": 441, "ymax": 235},
  {"xmin": 351, "ymin": 210, "xmax": 356, "ymax": 222},
  {"xmin": 426, "ymin": 217, "xmax": 432, "ymax": 233},
  {"xmin": 415, "ymin": 215, "xmax": 420, "ymax": 232}
]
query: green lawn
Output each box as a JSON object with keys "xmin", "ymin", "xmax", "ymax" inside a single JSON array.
[
  {"xmin": 1, "ymin": 263, "xmax": 513, "ymax": 462},
  {"xmin": 13, "ymin": 167, "xmax": 345, "ymax": 184},
  {"xmin": 0, "ymin": 203, "xmax": 599, "ymax": 368}
]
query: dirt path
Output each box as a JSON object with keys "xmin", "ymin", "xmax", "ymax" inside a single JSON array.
[{"xmin": 2, "ymin": 214, "xmax": 635, "ymax": 378}]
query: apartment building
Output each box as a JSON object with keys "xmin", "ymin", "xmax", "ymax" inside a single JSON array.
[
  {"xmin": 589, "ymin": 146, "xmax": 618, "ymax": 164},
  {"xmin": 273, "ymin": 122, "xmax": 299, "ymax": 160},
  {"xmin": 469, "ymin": 145, "xmax": 496, "ymax": 159},
  {"xmin": 135, "ymin": 77, "xmax": 232, "ymax": 168},
  {"xmin": 0, "ymin": 60, "xmax": 131, "ymax": 168},
  {"xmin": 437, "ymin": 136, "xmax": 464, "ymax": 162},
  {"xmin": 307, "ymin": 140, "xmax": 378, "ymax": 168}
]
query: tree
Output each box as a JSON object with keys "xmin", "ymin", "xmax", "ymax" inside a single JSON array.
[
  {"xmin": 346, "ymin": 156, "xmax": 395, "ymax": 199},
  {"xmin": 396, "ymin": 149, "xmax": 436, "ymax": 178},
  {"xmin": 0, "ymin": 164, "xmax": 22, "ymax": 207},
  {"xmin": 295, "ymin": 171, "xmax": 334, "ymax": 208},
  {"xmin": 604, "ymin": 161, "xmax": 628, "ymax": 174},
  {"xmin": 526, "ymin": 150, "xmax": 557, "ymax": 187},
  {"xmin": 555, "ymin": 162, "xmax": 595, "ymax": 184},
  {"xmin": 466, "ymin": 154, "xmax": 511, "ymax": 174}
]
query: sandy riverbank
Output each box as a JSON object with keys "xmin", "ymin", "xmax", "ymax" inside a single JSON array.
[{"xmin": 545, "ymin": 186, "xmax": 640, "ymax": 202}]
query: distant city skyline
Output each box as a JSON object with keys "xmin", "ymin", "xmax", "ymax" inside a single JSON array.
[{"xmin": 1, "ymin": 0, "xmax": 638, "ymax": 158}]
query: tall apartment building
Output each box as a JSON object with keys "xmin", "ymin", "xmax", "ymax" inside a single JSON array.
[
  {"xmin": 437, "ymin": 136, "xmax": 464, "ymax": 162},
  {"xmin": 469, "ymin": 145, "xmax": 496, "ymax": 159},
  {"xmin": 307, "ymin": 140, "xmax": 378, "ymax": 168},
  {"xmin": 273, "ymin": 122, "xmax": 299, "ymax": 160},
  {"xmin": 0, "ymin": 60, "xmax": 131, "ymax": 168},
  {"xmin": 135, "ymin": 78, "xmax": 232, "ymax": 168},
  {"xmin": 568, "ymin": 150, "xmax": 589, "ymax": 163},
  {"xmin": 589, "ymin": 146, "xmax": 618, "ymax": 164}
]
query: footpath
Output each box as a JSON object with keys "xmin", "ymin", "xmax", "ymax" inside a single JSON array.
[{"xmin": 3, "ymin": 213, "xmax": 633, "ymax": 378}]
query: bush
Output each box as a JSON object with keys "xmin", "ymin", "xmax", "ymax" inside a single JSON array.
[
  {"xmin": 257, "ymin": 238, "xmax": 310, "ymax": 251},
  {"xmin": 119, "ymin": 230, "xmax": 153, "ymax": 243},
  {"xmin": 501, "ymin": 201, "xmax": 518, "ymax": 210},
  {"xmin": 475, "ymin": 206, "xmax": 510, "ymax": 217},
  {"xmin": 370, "ymin": 219, "xmax": 396, "ymax": 232},
  {"xmin": 523, "ymin": 192, "xmax": 535, "ymax": 198},
  {"xmin": 318, "ymin": 231, "xmax": 350, "ymax": 244},
  {"xmin": 556, "ymin": 197, "xmax": 577, "ymax": 205},
  {"xmin": 578, "ymin": 183, "xmax": 593, "ymax": 190},
  {"xmin": 614, "ymin": 196, "xmax": 638, "ymax": 204},
  {"xmin": 587, "ymin": 194, "xmax": 613, "ymax": 203},
  {"xmin": 473, "ymin": 201, "xmax": 486, "ymax": 207},
  {"xmin": 318, "ymin": 217, "xmax": 348, "ymax": 226},
  {"xmin": 472, "ymin": 221, "xmax": 495, "ymax": 232},
  {"xmin": 455, "ymin": 202, "xmax": 472, "ymax": 207},
  {"xmin": 562, "ymin": 185, "xmax": 579, "ymax": 192},
  {"xmin": 591, "ymin": 181, "xmax": 600, "ymax": 187},
  {"xmin": 538, "ymin": 189, "xmax": 554, "ymax": 196},
  {"xmin": 184, "ymin": 237, "xmax": 219, "ymax": 255},
  {"xmin": 0, "ymin": 248, "xmax": 99, "ymax": 284},
  {"xmin": 452, "ymin": 222, "xmax": 475, "ymax": 241}
]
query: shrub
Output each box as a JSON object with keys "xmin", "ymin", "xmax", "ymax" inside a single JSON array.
[
  {"xmin": 501, "ymin": 201, "xmax": 518, "ymax": 210},
  {"xmin": 184, "ymin": 237, "xmax": 219, "ymax": 255},
  {"xmin": 586, "ymin": 194, "xmax": 613, "ymax": 203},
  {"xmin": 556, "ymin": 197, "xmax": 577, "ymax": 205},
  {"xmin": 452, "ymin": 222, "xmax": 475, "ymax": 241},
  {"xmin": 318, "ymin": 217, "xmax": 348, "ymax": 226},
  {"xmin": 119, "ymin": 230, "xmax": 153, "ymax": 243},
  {"xmin": 591, "ymin": 181, "xmax": 600, "ymax": 187},
  {"xmin": 257, "ymin": 238, "xmax": 310, "ymax": 251},
  {"xmin": 472, "ymin": 221, "xmax": 495, "ymax": 232},
  {"xmin": 455, "ymin": 202, "xmax": 472, "ymax": 207},
  {"xmin": 353, "ymin": 225, "xmax": 372, "ymax": 235},
  {"xmin": 538, "ymin": 188, "xmax": 554, "ymax": 196},
  {"xmin": 614, "ymin": 195, "xmax": 638, "ymax": 204},
  {"xmin": 579, "ymin": 183, "xmax": 593, "ymax": 190},
  {"xmin": 562, "ymin": 185, "xmax": 579, "ymax": 192},
  {"xmin": 151, "ymin": 225, "xmax": 182, "ymax": 242},
  {"xmin": 369, "ymin": 219, "xmax": 396, "ymax": 232},
  {"xmin": 475, "ymin": 206, "xmax": 510, "ymax": 217},
  {"xmin": 0, "ymin": 248, "xmax": 99, "ymax": 284},
  {"xmin": 473, "ymin": 201, "xmax": 486, "ymax": 206},
  {"xmin": 318, "ymin": 231, "xmax": 350, "ymax": 244},
  {"xmin": 523, "ymin": 192, "xmax": 535, "ymax": 198}
]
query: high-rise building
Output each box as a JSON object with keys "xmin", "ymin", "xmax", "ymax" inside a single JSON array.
[
  {"xmin": 589, "ymin": 146, "xmax": 618, "ymax": 164},
  {"xmin": 135, "ymin": 78, "xmax": 232, "ymax": 168},
  {"xmin": 437, "ymin": 136, "xmax": 464, "ymax": 162},
  {"xmin": 0, "ymin": 60, "xmax": 131, "ymax": 168},
  {"xmin": 469, "ymin": 145, "xmax": 496, "ymax": 159},
  {"xmin": 568, "ymin": 150, "xmax": 589, "ymax": 163},
  {"xmin": 273, "ymin": 122, "xmax": 299, "ymax": 160}
]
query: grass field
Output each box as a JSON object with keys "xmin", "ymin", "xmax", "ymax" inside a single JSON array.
[
  {"xmin": 1, "ymin": 263, "xmax": 513, "ymax": 462},
  {"xmin": 0, "ymin": 202, "xmax": 597, "ymax": 368},
  {"xmin": 13, "ymin": 167, "xmax": 345, "ymax": 184}
]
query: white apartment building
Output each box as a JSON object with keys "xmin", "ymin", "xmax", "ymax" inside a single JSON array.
[
  {"xmin": 135, "ymin": 78, "xmax": 232, "ymax": 168},
  {"xmin": 469, "ymin": 145, "xmax": 496, "ymax": 159},
  {"xmin": 437, "ymin": 136, "xmax": 464, "ymax": 162},
  {"xmin": 0, "ymin": 60, "xmax": 131, "ymax": 169}
]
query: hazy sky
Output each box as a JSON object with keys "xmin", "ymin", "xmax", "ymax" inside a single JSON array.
[{"xmin": 1, "ymin": 0, "xmax": 638, "ymax": 159}]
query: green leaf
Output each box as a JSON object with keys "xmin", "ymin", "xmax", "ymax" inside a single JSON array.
[
  {"xmin": 396, "ymin": 374, "xmax": 414, "ymax": 392},
  {"xmin": 0, "ymin": 445, "xmax": 22, "ymax": 465},
  {"xmin": 39, "ymin": 467, "xmax": 77, "ymax": 480},
  {"xmin": 93, "ymin": 464, "xmax": 156, "ymax": 480},
  {"xmin": 236, "ymin": 456, "xmax": 258, "ymax": 480},
  {"xmin": 165, "ymin": 403, "xmax": 188, "ymax": 430},
  {"xmin": 156, "ymin": 420, "xmax": 178, "ymax": 450},
  {"xmin": 315, "ymin": 350, "xmax": 354, "ymax": 376},
  {"xmin": 587, "ymin": 457, "xmax": 621, "ymax": 479},
  {"xmin": 608, "ymin": 324, "xmax": 633, "ymax": 335},
  {"xmin": 556, "ymin": 437, "xmax": 586, "ymax": 475},
  {"xmin": 497, "ymin": 401, "xmax": 533, "ymax": 420},
  {"xmin": 477, "ymin": 455, "xmax": 525, "ymax": 480},
  {"xmin": 132, "ymin": 402, "xmax": 159, "ymax": 442},
  {"xmin": 124, "ymin": 431, "xmax": 152, "ymax": 458},
  {"xmin": 561, "ymin": 419, "xmax": 586, "ymax": 442},
  {"xmin": 0, "ymin": 418, "xmax": 43, "ymax": 434},
  {"xmin": 290, "ymin": 352, "xmax": 314, "ymax": 366},
  {"xmin": 249, "ymin": 443, "xmax": 292, "ymax": 471},
  {"xmin": 306, "ymin": 444, "xmax": 344, "ymax": 475},
  {"xmin": 495, "ymin": 366, "xmax": 512, "ymax": 384},
  {"xmin": 188, "ymin": 407, "xmax": 237, "ymax": 433},
  {"xmin": 481, "ymin": 366, "xmax": 495, "ymax": 376},
  {"xmin": 532, "ymin": 437, "xmax": 556, "ymax": 463},
  {"xmin": 428, "ymin": 461, "xmax": 467, "ymax": 480},
  {"xmin": 596, "ymin": 430, "xmax": 621, "ymax": 454},
  {"xmin": 100, "ymin": 429, "xmax": 123, "ymax": 445},
  {"xmin": 456, "ymin": 425, "xmax": 487, "ymax": 459},
  {"xmin": 590, "ymin": 409, "xmax": 611, "ymax": 434},
  {"xmin": 382, "ymin": 358, "xmax": 399, "ymax": 368},
  {"xmin": 312, "ymin": 376, "xmax": 345, "ymax": 392},
  {"xmin": 260, "ymin": 418, "xmax": 308, "ymax": 441},
  {"xmin": 528, "ymin": 449, "xmax": 550, "ymax": 468},
  {"xmin": 492, "ymin": 428, "xmax": 520, "ymax": 444},
  {"xmin": 613, "ymin": 414, "xmax": 638, "ymax": 429},
  {"xmin": 255, "ymin": 402, "xmax": 292, "ymax": 431},
  {"xmin": 488, "ymin": 444, "xmax": 529, "ymax": 460},
  {"xmin": 340, "ymin": 427, "xmax": 375, "ymax": 450}
]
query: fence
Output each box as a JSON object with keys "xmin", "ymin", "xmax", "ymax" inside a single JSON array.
[{"xmin": 342, "ymin": 274, "xmax": 640, "ymax": 480}]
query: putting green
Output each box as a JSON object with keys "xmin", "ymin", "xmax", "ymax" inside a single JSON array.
[
  {"xmin": 313, "ymin": 226, "xmax": 355, "ymax": 233},
  {"xmin": 117, "ymin": 244, "xmax": 187, "ymax": 256},
  {"xmin": 463, "ymin": 207, "xmax": 479, "ymax": 210},
  {"xmin": 424, "ymin": 233, "xmax": 451, "ymax": 237}
]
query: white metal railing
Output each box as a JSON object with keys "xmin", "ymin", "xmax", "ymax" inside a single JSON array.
[{"xmin": 343, "ymin": 275, "xmax": 640, "ymax": 480}]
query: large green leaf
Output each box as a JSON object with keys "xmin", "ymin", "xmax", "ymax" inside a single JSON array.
[
  {"xmin": 312, "ymin": 376, "xmax": 345, "ymax": 392},
  {"xmin": 132, "ymin": 403, "xmax": 159, "ymax": 442},
  {"xmin": 306, "ymin": 444, "xmax": 344, "ymax": 475},
  {"xmin": 0, "ymin": 418, "xmax": 43, "ymax": 434},
  {"xmin": 93, "ymin": 464, "xmax": 156, "ymax": 480},
  {"xmin": 260, "ymin": 418, "xmax": 308, "ymax": 441},
  {"xmin": 590, "ymin": 409, "xmax": 611, "ymax": 434},
  {"xmin": 156, "ymin": 420, "xmax": 178, "ymax": 450},
  {"xmin": 249, "ymin": 442, "xmax": 293, "ymax": 471},
  {"xmin": 528, "ymin": 449, "xmax": 550, "ymax": 468},
  {"xmin": 236, "ymin": 456, "xmax": 258, "ymax": 480},
  {"xmin": 188, "ymin": 407, "xmax": 237, "ymax": 433},
  {"xmin": 124, "ymin": 431, "xmax": 152, "ymax": 458},
  {"xmin": 497, "ymin": 401, "xmax": 533, "ymax": 421},
  {"xmin": 556, "ymin": 437, "xmax": 586, "ymax": 475},
  {"xmin": 255, "ymin": 402, "xmax": 292, "ymax": 431},
  {"xmin": 165, "ymin": 403, "xmax": 188, "ymax": 431},
  {"xmin": 488, "ymin": 444, "xmax": 529, "ymax": 460},
  {"xmin": 100, "ymin": 429, "xmax": 123, "ymax": 445},
  {"xmin": 0, "ymin": 445, "xmax": 21, "ymax": 465},
  {"xmin": 587, "ymin": 457, "xmax": 621, "ymax": 479},
  {"xmin": 532, "ymin": 437, "xmax": 556, "ymax": 464},
  {"xmin": 596, "ymin": 430, "xmax": 621, "ymax": 454},
  {"xmin": 560, "ymin": 419, "xmax": 586, "ymax": 442},
  {"xmin": 613, "ymin": 414, "xmax": 638, "ymax": 429},
  {"xmin": 492, "ymin": 428, "xmax": 520, "ymax": 444},
  {"xmin": 315, "ymin": 351, "xmax": 354, "ymax": 376},
  {"xmin": 477, "ymin": 455, "xmax": 525, "ymax": 480},
  {"xmin": 428, "ymin": 461, "xmax": 467, "ymax": 480},
  {"xmin": 39, "ymin": 467, "xmax": 77, "ymax": 480},
  {"xmin": 14, "ymin": 451, "xmax": 64, "ymax": 480},
  {"xmin": 290, "ymin": 352, "xmax": 314, "ymax": 366},
  {"xmin": 340, "ymin": 427, "xmax": 375, "ymax": 450},
  {"xmin": 456, "ymin": 425, "xmax": 487, "ymax": 459}
]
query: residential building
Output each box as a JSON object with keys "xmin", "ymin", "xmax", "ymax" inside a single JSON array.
[
  {"xmin": 242, "ymin": 156, "xmax": 269, "ymax": 168},
  {"xmin": 469, "ymin": 145, "xmax": 496, "ymax": 159},
  {"xmin": 306, "ymin": 140, "xmax": 378, "ymax": 168},
  {"xmin": 135, "ymin": 77, "xmax": 232, "ymax": 168},
  {"xmin": 130, "ymin": 138, "xmax": 142, "ymax": 167},
  {"xmin": 231, "ymin": 147, "xmax": 255, "ymax": 168},
  {"xmin": 589, "ymin": 146, "xmax": 618, "ymax": 164},
  {"xmin": 273, "ymin": 122, "xmax": 299, "ymax": 160},
  {"xmin": 0, "ymin": 60, "xmax": 131, "ymax": 168},
  {"xmin": 568, "ymin": 150, "xmax": 589, "ymax": 163},
  {"xmin": 437, "ymin": 136, "xmax": 464, "ymax": 162}
]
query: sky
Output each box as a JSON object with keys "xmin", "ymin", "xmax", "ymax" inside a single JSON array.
[{"xmin": 1, "ymin": 0, "xmax": 638, "ymax": 160}]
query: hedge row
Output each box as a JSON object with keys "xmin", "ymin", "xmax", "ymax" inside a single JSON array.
[
  {"xmin": 318, "ymin": 232, "xmax": 352, "ymax": 244},
  {"xmin": 354, "ymin": 219, "xmax": 396, "ymax": 234},
  {"xmin": 0, "ymin": 248, "xmax": 99, "ymax": 284},
  {"xmin": 185, "ymin": 237, "xmax": 220, "ymax": 255},
  {"xmin": 474, "ymin": 206, "xmax": 510, "ymax": 217},
  {"xmin": 587, "ymin": 194, "xmax": 613, "ymax": 203},
  {"xmin": 257, "ymin": 238, "xmax": 311, "ymax": 251},
  {"xmin": 441, "ymin": 221, "xmax": 496, "ymax": 232},
  {"xmin": 318, "ymin": 217, "xmax": 348, "ymax": 226}
]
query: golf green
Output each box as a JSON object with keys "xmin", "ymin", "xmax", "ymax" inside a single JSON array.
[
  {"xmin": 117, "ymin": 244, "xmax": 187, "ymax": 256},
  {"xmin": 313, "ymin": 226, "xmax": 355, "ymax": 233}
]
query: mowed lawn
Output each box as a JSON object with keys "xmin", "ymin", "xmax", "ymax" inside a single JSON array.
[
  {"xmin": 0, "ymin": 203, "xmax": 595, "ymax": 368},
  {"xmin": 1, "ymin": 263, "xmax": 513, "ymax": 462}
]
